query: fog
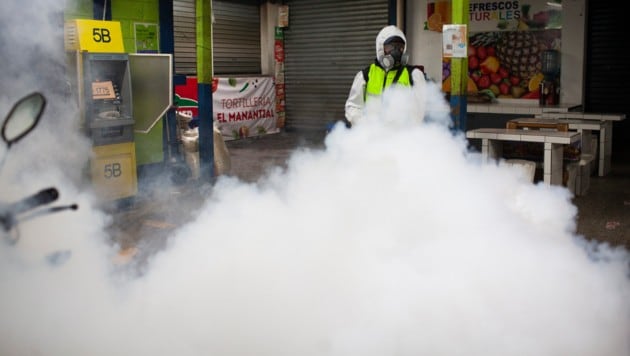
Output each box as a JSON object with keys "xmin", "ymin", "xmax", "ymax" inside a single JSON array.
[{"xmin": 0, "ymin": 1, "xmax": 628, "ymax": 355}]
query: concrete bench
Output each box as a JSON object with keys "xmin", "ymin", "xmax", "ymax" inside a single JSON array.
[
  {"xmin": 466, "ymin": 128, "xmax": 581, "ymax": 186},
  {"xmin": 517, "ymin": 116, "xmax": 624, "ymax": 176}
]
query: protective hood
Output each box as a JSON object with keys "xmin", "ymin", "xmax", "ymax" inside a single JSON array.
[{"xmin": 375, "ymin": 25, "xmax": 408, "ymax": 70}]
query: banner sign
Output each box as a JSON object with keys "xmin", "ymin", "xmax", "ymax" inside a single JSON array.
[
  {"xmin": 426, "ymin": 0, "xmax": 562, "ymax": 33},
  {"xmin": 174, "ymin": 76, "xmax": 200, "ymax": 118},
  {"xmin": 174, "ymin": 76, "xmax": 279, "ymax": 140},
  {"xmin": 468, "ymin": 0, "xmax": 562, "ymax": 33}
]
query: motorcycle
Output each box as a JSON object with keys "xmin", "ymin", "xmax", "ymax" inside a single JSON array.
[{"xmin": 0, "ymin": 92, "xmax": 78, "ymax": 245}]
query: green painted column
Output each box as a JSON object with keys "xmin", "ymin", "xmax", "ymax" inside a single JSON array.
[
  {"xmin": 449, "ymin": 0, "xmax": 469, "ymax": 132},
  {"xmin": 196, "ymin": 0, "xmax": 213, "ymax": 85},
  {"xmin": 196, "ymin": 0, "xmax": 214, "ymax": 181}
]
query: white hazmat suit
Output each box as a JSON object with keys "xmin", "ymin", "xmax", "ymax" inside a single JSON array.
[{"xmin": 344, "ymin": 25, "xmax": 427, "ymax": 126}]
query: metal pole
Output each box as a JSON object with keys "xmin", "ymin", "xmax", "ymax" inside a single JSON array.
[
  {"xmin": 397, "ymin": 0, "xmax": 406, "ymax": 32},
  {"xmin": 92, "ymin": 0, "xmax": 111, "ymax": 21},
  {"xmin": 449, "ymin": 0, "xmax": 469, "ymax": 132},
  {"xmin": 196, "ymin": 0, "xmax": 214, "ymax": 181},
  {"xmin": 388, "ymin": 0, "xmax": 397, "ymax": 25}
]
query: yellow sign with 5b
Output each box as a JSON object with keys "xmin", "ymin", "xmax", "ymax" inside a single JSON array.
[
  {"xmin": 65, "ymin": 19, "xmax": 125, "ymax": 53},
  {"xmin": 91, "ymin": 142, "xmax": 137, "ymax": 200}
]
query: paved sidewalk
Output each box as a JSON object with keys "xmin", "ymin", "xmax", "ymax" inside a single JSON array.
[
  {"xmin": 107, "ymin": 130, "xmax": 629, "ymax": 267},
  {"xmin": 573, "ymin": 154, "xmax": 630, "ymax": 249},
  {"xmin": 225, "ymin": 131, "xmax": 630, "ymax": 250}
]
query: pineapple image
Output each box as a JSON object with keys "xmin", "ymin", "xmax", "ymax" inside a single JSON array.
[
  {"xmin": 470, "ymin": 4, "xmax": 548, "ymax": 86},
  {"xmin": 495, "ymin": 31, "xmax": 542, "ymax": 83},
  {"xmin": 495, "ymin": 5, "xmax": 543, "ymax": 83},
  {"xmin": 467, "ymin": 4, "xmax": 560, "ymax": 98}
]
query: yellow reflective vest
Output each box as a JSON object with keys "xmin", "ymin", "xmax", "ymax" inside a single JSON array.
[{"xmin": 364, "ymin": 64, "xmax": 412, "ymax": 101}]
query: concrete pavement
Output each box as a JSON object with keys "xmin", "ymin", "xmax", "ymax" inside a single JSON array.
[{"xmin": 107, "ymin": 129, "xmax": 629, "ymax": 267}]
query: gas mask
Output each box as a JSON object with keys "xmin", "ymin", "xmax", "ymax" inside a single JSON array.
[{"xmin": 381, "ymin": 39, "xmax": 408, "ymax": 71}]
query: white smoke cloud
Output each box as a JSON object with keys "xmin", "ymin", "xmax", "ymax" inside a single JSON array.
[
  {"xmin": 0, "ymin": 1, "xmax": 629, "ymax": 356},
  {"xmin": 0, "ymin": 0, "xmax": 91, "ymax": 192}
]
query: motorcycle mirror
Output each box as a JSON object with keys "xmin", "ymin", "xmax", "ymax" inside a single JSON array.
[{"xmin": 1, "ymin": 92, "xmax": 46, "ymax": 147}]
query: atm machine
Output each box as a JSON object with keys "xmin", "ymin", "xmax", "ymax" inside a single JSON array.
[
  {"xmin": 82, "ymin": 52, "xmax": 138, "ymax": 200},
  {"xmin": 65, "ymin": 20, "xmax": 137, "ymax": 201}
]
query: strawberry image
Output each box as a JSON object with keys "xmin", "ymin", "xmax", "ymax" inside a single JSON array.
[
  {"xmin": 490, "ymin": 72, "xmax": 502, "ymax": 84},
  {"xmin": 468, "ymin": 45, "xmax": 476, "ymax": 57},
  {"xmin": 477, "ymin": 74, "xmax": 491, "ymax": 89},
  {"xmin": 477, "ymin": 46, "xmax": 487, "ymax": 60},
  {"xmin": 509, "ymin": 76, "xmax": 521, "ymax": 86},
  {"xmin": 468, "ymin": 56, "xmax": 479, "ymax": 70},
  {"xmin": 470, "ymin": 70, "xmax": 482, "ymax": 83},
  {"xmin": 498, "ymin": 67, "xmax": 509, "ymax": 79},
  {"xmin": 499, "ymin": 82, "xmax": 510, "ymax": 95},
  {"xmin": 522, "ymin": 90, "xmax": 540, "ymax": 99}
]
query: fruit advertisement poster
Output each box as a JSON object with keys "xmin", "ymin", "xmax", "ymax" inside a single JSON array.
[
  {"xmin": 437, "ymin": 0, "xmax": 563, "ymax": 101},
  {"xmin": 174, "ymin": 76, "xmax": 280, "ymax": 141}
]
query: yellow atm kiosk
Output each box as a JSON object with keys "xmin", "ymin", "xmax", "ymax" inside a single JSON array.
[{"xmin": 65, "ymin": 19, "xmax": 137, "ymax": 201}]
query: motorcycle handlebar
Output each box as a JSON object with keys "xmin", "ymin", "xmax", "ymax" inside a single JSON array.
[
  {"xmin": 8, "ymin": 187, "xmax": 59, "ymax": 215},
  {"xmin": 0, "ymin": 187, "xmax": 64, "ymax": 233}
]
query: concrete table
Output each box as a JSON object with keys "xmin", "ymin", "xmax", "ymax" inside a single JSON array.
[
  {"xmin": 534, "ymin": 112, "xmax": 626, "ymax": 176},
  {"xmin": 466, "ymin": 128, "xmax": 581, "ymax": 186}
]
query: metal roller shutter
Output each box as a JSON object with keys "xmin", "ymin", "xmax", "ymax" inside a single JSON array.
[
  {"xmin": 173, "ymin": 0, "xmax": 196, "ymax": 75},
  {"xmin": 173, "ymin": 0, "xmax": 261, "ymax": 75},
  {"xmin": 585, "ymin": 4, "xmax": 628, "ymax": 113},
  {"xmin": 283, "ymin": 0, "xmax": 388, "ymax": 131},
  {"xmin": 585, "ymin": 3, "xmax": 630, "ymax": 151},
  {"xmin": 213, "ymin": 0, "xmax": 261, "ymax": 74}
]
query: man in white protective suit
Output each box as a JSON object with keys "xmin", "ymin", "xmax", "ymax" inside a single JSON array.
[{"xmin": 344, "ymin": 25, "xmax": 427, "ymax": 126}]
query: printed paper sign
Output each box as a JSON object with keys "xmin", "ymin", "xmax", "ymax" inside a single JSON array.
[
  {"xmin": 92, "ymin": 81, "xmax": 116, "ymax": 100},
  {"xmin": 135, "ymin": 23, "xmax": 159, "ymax": 53},
  {"xmin": 442, "ymin": 24, "xmax": 468, "ymax": 58}
]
